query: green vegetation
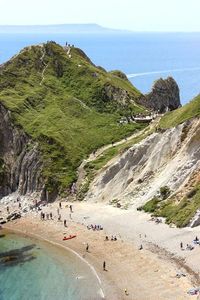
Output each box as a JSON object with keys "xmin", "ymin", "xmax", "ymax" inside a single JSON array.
[
  {"xmin": 109, "ymin": 70, "xmax": 129, "ymax": 82},
  {"xmin": 0, "ymin": 42, "xmax": 147, "ymax": 193},
  {"xmin": 160, "ymin": 95, "xmax": 200, "ymax": 129},
  {"xmin": 140, "ymin": 184, "xmax": 200, "ymax": 227},
  {"xmin": 77, "ymin": 127, "xmax": 152, "ymax": 198},
  {"xmin": 160, "ymin": 186, "xmax": 171, "ymax": 199},
  {"xmin": 139, "ymin": 197, "xmax": 161, "ymax": 213}
]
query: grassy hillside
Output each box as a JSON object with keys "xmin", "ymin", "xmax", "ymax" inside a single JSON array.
[
  {"xmin": 0, "ymin": 42, "xmax": 146, "ymax": 194},
  {"xmin": 160, "ymin": 95, "xmax": 200, "ymax": 128},
  {"xmin": 140, "ymin": 184, "xmax": 200, "ymax": 227}
]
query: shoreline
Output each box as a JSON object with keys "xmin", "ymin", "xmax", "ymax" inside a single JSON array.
[
  {"xmin": 2, "ymin": 200, "xmax": 200, "ymax": 299},
  {"xmin": 3, "ymin": 226, "xmax": 105, "ymax": 299}
]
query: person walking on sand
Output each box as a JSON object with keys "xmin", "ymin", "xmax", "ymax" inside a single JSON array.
[
  {"xmin": 69, "ymin": 205, "xmax": 73, "ymax": 213},
  {"xmin": 64, "ymin": 219, "xmax": 67, "ymax": 227},
  {"xmin": 86, "ymin": 243, "xmax": 89, "ymax": 252},
  {"xmin": 103, "ymin": 261, "xmax": 106, "ymax": 271},
  {"xmin": 180, "ymin": 242, "xmax": 183, "ymax": 250},
  {"xmin": 124, "ymin": 289, "xmax": 129, "ymax": 296},
  {"xmin": 59, "ymin": 202, "xmax": 62, "ymax": 209}
]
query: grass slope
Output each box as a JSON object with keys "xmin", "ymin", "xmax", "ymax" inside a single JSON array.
[
  {"xmin": 160, "ymin": 95, "xmax": 200, "ymax": 128},
  {"xmin": 0, "ymin": 42, "xmax": 146, "ymax": 194},
  {"xmin": 140, "ymin": 184, "xmax": 200, "ymax": 227}
]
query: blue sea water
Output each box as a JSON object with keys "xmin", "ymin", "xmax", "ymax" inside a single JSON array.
[
  {"xmin": 0, "ymin": 230, "xmax": 102, "ymax": 300},
  {"xmin": 0, "ymin": 32, "xmax": 200, "ymax": 104}
]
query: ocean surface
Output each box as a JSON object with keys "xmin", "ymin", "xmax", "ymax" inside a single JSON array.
[
  {"xmin": 0, "ymin": 230, "xmax": 102, "ymax": 300},
  {"xmin": 0, "ymin": 32, "xmax": 200, "ymax": 104}
]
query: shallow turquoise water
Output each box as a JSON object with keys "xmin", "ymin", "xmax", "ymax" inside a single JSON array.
[{"xmin": 0, "ymin": 230, "xmax": 102, "ymax": 300}]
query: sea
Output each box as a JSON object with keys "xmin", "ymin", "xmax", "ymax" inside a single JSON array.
[
  {"xmin": 0, "ymin": 32, "xmax": 200, "ymax": 104},
  {"xmin": 0, "ymin": 229, "xmax": 102, "ymax": 300},
  {"xmin": 0, "ymin": 32, "xmax": 200, "ymax": 299}
]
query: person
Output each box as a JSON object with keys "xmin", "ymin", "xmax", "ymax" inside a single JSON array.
[
  {"xmin": 59, "ymin": 202, "xmax": 62, "ymax": 209},
  {"xmin": 180, "ymin": 242, "xmax": 183, "ymax": 249},
  {"xmin": 19, "ymin": 202, "xmax": 22, "ymax": 209},
  {"xmin": 86, "ymin": 243, "xmax": 89, "ymax": 252},
  {"xmin": 105, "ymin": 236, "xmax": 109, "ymax": 241},
  {"xmin": 139, "ymin": 244, "xmax": 143, "ymax": 250},
  {"xmin": 103, "ymin": 261, "xmax": 106, "ymax": 271},
  {"xmin": 7, "ymin": 206, "xmax": 9, "ymax": 214},
  {"xmin": 50, "ymin": 212, "xmax": 53, "ymax": 219},
  {"xmin": 64, "ymin": 219, "xmax": 67, "ymax": 227},
  {"xmin": 124, "ymin": 289, "xmax": 129, "ymax": 296},
  {"xmin": 70, "ymin": 205, "xmax": 73, "ymax": 213}
]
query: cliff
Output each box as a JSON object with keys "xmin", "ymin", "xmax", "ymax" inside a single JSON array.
[
  {"xmin": 85, "ymin": 116, "xmax": 200, "ymax": 227},
  {"xmin": 138, "ymin": 77, "xmax": 181, "ymax": 113},
  {"xmin": 0, "ymin": 103, "xmax": 43, "ymax": 198}
]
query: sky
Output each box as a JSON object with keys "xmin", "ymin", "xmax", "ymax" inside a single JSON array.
[{"xmin": 0, "ymin": 0, "xmax": 200, "ymax": 31}]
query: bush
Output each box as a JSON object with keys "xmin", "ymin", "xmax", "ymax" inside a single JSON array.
[{"xmin": 160, "ymin": 186, "xmax": 171, "ymax": 199}]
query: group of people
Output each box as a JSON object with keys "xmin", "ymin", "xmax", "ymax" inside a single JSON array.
[
  {"xmin": 105, "ymin": 235, "xmax": 117, "ymax": 241},
  {"xmin": 40, "ymin": 212, "xmax": 53, "ymax": 220},
  {"xmin": 180, "ymin": 236, "xmax": 200, "ymax": 250},
  {"xmin": 87, "ymin": 224, "xmax": 103, "ymax": 231}
]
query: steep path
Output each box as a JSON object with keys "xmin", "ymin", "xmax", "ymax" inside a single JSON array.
[
  {"xmin": 39, "ymin": 45, "xmax": 49, "ymax": 86},
  {"xmin": 76, "ymin": 117, "xmax": 160, "ymax": 190}
]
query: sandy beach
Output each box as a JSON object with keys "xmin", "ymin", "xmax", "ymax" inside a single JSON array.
[{"xmin": 1, "ymin": 198, "xmax": 200, "ymax": 300}]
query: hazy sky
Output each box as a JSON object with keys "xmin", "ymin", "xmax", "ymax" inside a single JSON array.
[{"xmin": 1, "ymin": 0, "xmax": 200, "ymax": 31}]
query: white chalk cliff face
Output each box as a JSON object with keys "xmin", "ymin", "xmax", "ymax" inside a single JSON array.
[{"xmin": 86, "ymin": 118, "xmax": 200, "ymax": 208}]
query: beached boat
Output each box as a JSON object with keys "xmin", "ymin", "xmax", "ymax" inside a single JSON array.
[{"xmin": 63, "ymin": 235, "xmax": 76, "ymax": 241}]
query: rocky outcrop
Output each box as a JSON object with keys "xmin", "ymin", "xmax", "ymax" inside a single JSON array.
[
  {"xmin": 138, "ymin": 77, "xmax": 181, "ymax": 113},
  {"xmin": 102, "ymin": 83, "xmax": 131, "ymax": 105},
  {"xmin": 0, "ymin": 103, "xmax": 44, "ymax": 199}
]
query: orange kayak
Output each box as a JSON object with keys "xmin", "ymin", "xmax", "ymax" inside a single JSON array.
[{"xmin": 63, "ymin": 235, "xmax": 76, "ymax": 241}]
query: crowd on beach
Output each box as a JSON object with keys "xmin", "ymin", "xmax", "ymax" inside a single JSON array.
[
  {"xmin": 2, "ymin": 196, "xmax": 200, "ymax": 298},
  {"xmin": 180, "ymin": 236, "xmax": 200, "ymax": 251},
  {"xmin": 36, "ymin": 200, "xmax": 133, "ymax": 295}
]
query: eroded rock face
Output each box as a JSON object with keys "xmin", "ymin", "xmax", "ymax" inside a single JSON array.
[
  {"xmin": 86, "ymin": 118, "xmax": 200, "ymax": 208},
  {"xmin": 0, "ymin": 103, "xmax": 44, "ymax": 199},
  {"xmin": 138, "ymin": 77, "xmax": 181, "ymax": 113},
  {"xmin": 103, "ymin": 84, "xmax": 130, "ymax": 105}
]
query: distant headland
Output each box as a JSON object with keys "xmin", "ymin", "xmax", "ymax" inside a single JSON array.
[{"xmin": 0, "ymin": 23, "xmax": 129, "ymax": 34}]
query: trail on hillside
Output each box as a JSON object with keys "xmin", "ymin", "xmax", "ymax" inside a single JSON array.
[
  {"xmin": 76, "ymin": 117, "xmax": 160, "ymax": 189},
  {"xmin": 39, "ymin": 46, "xmax": 48, "ymax": 86}
]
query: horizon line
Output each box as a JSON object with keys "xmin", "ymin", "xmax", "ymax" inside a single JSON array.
[{"xmin": 0, "ymin": 24, "xmax": 199, "ymax": 33}]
